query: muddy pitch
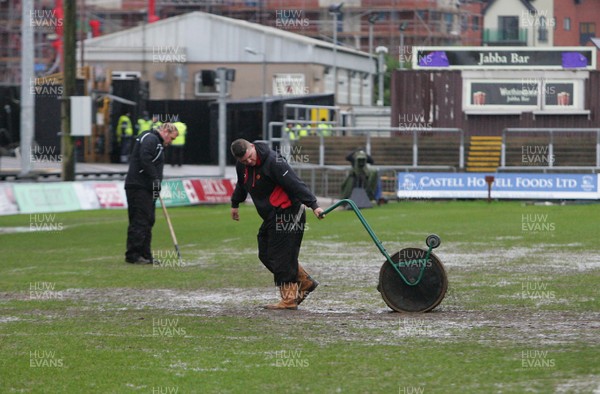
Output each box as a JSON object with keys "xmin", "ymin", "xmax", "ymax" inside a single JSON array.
[{"xmin": 6, "ymin": 241, "xmax": 597, "ymax": 351}]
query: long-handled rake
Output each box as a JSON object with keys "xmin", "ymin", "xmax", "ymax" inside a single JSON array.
[{"xmin": 158, "ymin": 195, "xmax": 183, "ymax": 264}]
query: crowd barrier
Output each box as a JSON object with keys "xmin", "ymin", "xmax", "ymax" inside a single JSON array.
[{"xmin": 0, "ymin": 178, "xmax": 235, "ymax": 215}]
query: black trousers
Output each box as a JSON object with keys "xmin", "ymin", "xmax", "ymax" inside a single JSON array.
[
  {"xmin": 125, "ymin": 188, "xmax": 156, "ymax": 261},
  {"xmin": 170, "ymin": 146, "xmax": 184, "ymax": 166},
  {"xmin": 120, "ymin": 136, "xmax": 133, "ymax": 163},
  {"xmin": 257, "ymin": 205, "xmax": 306, "ymax": 286}
]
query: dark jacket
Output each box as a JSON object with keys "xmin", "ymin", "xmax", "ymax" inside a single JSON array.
[
  {"xmin": 231, "ymin": 142, "xmax": 319, "ymax": 221},
  {"xmin": 125, "ymin": 129, "xmax": 165, "ymax": 190}
]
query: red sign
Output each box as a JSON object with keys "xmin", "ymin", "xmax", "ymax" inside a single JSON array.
[
  {"xmin": 94, "ymin": 183, "xmax": 126, "ymax": 208},
  {"xmin": 186, "ymin": 179, "xmax": 234, "ymax": 204}
]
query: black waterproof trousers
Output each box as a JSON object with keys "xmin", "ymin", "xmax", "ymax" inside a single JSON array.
[
  {"xmin": 257, "ymin": 205, "xmax": 306, "ymax": 286},
  {"xmin": 125, "ymin": 188, "xmax": 156, "ymax": 261}
]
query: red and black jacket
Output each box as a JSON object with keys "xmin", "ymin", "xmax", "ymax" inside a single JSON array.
[{"xmin": 231, "ymin": 142, "xmax": 319, "ymax": 221}]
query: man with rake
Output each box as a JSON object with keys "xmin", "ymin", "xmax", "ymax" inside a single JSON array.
[{"xmin": 124, "ymin": 123, "xmax": 179, "ymax": 264}]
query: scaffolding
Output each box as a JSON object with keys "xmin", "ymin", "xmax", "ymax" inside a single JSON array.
[{"xmin": 0, "ymin": 0, "xmax": 23, "ymax": 85}]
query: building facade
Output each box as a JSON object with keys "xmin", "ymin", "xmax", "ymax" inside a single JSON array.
[
  {"xmin": 482, "ymin": 0, "xmax": 554, "ymax": 47},
  {"xmin": 554, "ymin": 0, "xmax": 599, "ymax": 47},
  {"xmin": 81, "ymin": 12, "xmax": 376, "ymax": 106}
]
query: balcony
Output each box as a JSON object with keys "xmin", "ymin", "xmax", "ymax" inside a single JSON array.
[{"xmin": 483, "ymin": 28, "xmax": 528, "ymax": 46}]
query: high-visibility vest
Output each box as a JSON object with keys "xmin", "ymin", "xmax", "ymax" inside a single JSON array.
[
  {"xmin": 317, "ymin": 123, "xmax": 332, "ymax": 137},
  {"xmin": 172, "ymin": 122, "xmax": 187, "ymax": 146},
  {"xmin": 137, "ymin": 118, "xmax": 153, "ymax": 134},
  {"xmin": 117, "ymin": 115, "xmax": 133, "ymax": 141},
  {"xmin": 296, "ymin": 124, "xmax": 309, "ymax": 138},
  {"xmin": 285, "ymin": 126, "xmax": 298, "ymax": 141}
]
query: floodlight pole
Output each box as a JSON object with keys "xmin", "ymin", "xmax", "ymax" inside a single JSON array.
[
  {"xmin": 376, "ymin": 46, "xmax": 388, "ymax": 106},
  {"xmin": 329, "ymin": 3, "xmax": 343, "ymax": 102},
  {"xmin": 368, "ymin": 14, "xmax": 378, "ymax": 106},
  {"xmin": 333, "ymin": 12, "xmax": 338, "ymax": 100},
  {"xmin": 62, "ymin": 0, "xmax": 77, "ymax": 181},
  {"xmin": 399, "ymin": 21, "xmax": 408, "ymax": 70},
  {"xmin": 20, "ymin": 0, "xmax": 34, "ymax": 176},
  {"xmin": 217, "ymin": 67, "xmax": 227, "ymax": 177}
]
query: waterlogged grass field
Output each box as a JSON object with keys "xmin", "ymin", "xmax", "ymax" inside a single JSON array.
[{"xmin": 1, "ymin": 200, "xmax": 599, "ymax": 393}]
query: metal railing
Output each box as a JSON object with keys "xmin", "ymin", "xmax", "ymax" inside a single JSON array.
[
  {"xmin": 283, "ymin": 103, "xmax": 341, "ymax": 125},
  {"xmin": 500, "ymin": 128, "xmax": 600, "ymax": 172},
  {"xmin": 268, "ymin": 123, "xmax": 465, "ymax": 169},
  {"xmin": 289, "ymin": 163, "xmax": 456, "ymax": 200},
  {"xmin": 483, "ymin": 28, "xmax": 528, "ymax": 44}
]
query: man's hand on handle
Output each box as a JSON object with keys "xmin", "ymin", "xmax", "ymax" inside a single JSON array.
[{"xmin": 314, "ymin": 207, "xmax": 324, "ymax": 220}]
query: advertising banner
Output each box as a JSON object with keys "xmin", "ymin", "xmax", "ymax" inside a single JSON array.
[
  {"xmin": 0, "ymin": 184, "xmax": 19, "ymax": 215},
  {"xmin": 397, "ymin": 172, "xmax": 598, "ymax": 200},
  {"xmin": 93, "ymin": 182, "xmax": 127, "ymax": 208},
  {"xmin": 158, "ymin": 179, "xmax": 234, "ymax": 206},
  {"xmin": 158, "ymin": 180, "xmax": 191, "ymax": 207},
  {"xmin": 194, "ymin": 179, "xmax": 235, "ymax": 203},
  {"xmin": 73, "ymin": 183, "xmax": 101, "ymax": 210},
  {"xmin": 13, "ymin": 184, "xmax": 81, "ymax": 213},
  {"xmin": 413, "ymin": 47, "xmax": 596, "ymax": 70},
  {"xmin": 2, "ymin": 177, "xmax": 249, "ymax": 215}
]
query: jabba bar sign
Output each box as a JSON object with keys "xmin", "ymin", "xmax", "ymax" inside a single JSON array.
[{"xmin": 412, "ymin": 47, "xmax": 595, "ymax": 70}]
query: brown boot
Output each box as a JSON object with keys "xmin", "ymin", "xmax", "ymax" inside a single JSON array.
[
  {"xmin": 296, "ymin": 264, "xmax": 319, "ymax": 306},
  {"xmin": 264, "ymin": 282, "xmax": 299, "ymax": 310}
]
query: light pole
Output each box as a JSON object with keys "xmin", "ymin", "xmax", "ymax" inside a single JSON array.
[
  {"xmin": 244, "ymin": 46, "xmax": 267, "ymax": 140},
  {"xmin": 376, "ymin": 46, "xmax": 388, "ymax": 106},
  {"xmin": 399, "ymin": 21, "xmax": 408, "ymax": 70},
  {"xmin": 368, "ymin": 13, "xmax": 378, "ymax": 106},
  {"xmin": 368, "ymin": 13, "xmax": 378, "ymax": 58},
  {"xmin": 216, "ymin": 68, "xmax": 230, "ymax": 178},
  {"xmin": 20, "ymin": 0, "xmax": 34, "ymax": 177},
  {"xmin": 329, "ymin": 3, "xmax": 343, "ymax": 102}
]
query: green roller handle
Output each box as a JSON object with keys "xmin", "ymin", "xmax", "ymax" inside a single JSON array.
[{"xmin": 320, "ymin": 199, "xmax": 430, "ymax": 286}]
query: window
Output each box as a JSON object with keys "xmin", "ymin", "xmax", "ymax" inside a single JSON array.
[
  {"xmin": 194, "ymin": 71, "xmax": 218, "ymax": 96},
  {"xmin": 538, "ymin": 17, "xmax": 548, "ymax": 42},
  {"xmin": 444, "ymin": 13, "xmax": 454, "ymax": 33},
  {"xmin": 564, "ymin": 17, "xmax": 571, "ymax": 31},
  {"xmin": 461, "ymin": 14, "xmax": 469, "ymax": 32},
  {"xmin": 463, "ymin": 77, "xmax": 587, "ymax": 114},
  {"xmin": 580, "ymin": 22, "xmax": 596, "ymax": 45},
  {"xmin": 472, "ymin": 16, "xmax": 479, "ymax": 31},
  {"xmin": 498, "ymin": 16, "xmax": 519, "ymax": 41},
  {"xmin": 429, "ymin": 11, "xmax": 439, "ymax": 31}
]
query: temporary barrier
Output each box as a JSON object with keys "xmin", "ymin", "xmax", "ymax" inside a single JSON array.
[{"xmin": 1, "ymin": 178, "xmax": 235, "ymax": 215}]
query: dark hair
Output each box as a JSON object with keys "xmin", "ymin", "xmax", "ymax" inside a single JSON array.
[{"xmin": 230, "ymin": 138, "xmax": 251, "ymax": 158}]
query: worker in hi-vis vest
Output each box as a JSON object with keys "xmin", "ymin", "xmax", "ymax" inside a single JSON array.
[
  {"xmin": 285, "ymin": 123, "xmax": 298, "ymax": 141},
  {"xmin": 118, "ymin": 111, "xmax": 134, "ymax": 163},
  {"xmin": 295, "ymin": 121, "xmax": 309, "ymax": 138},
  {"xmin": 317, "ymin": 118, "xmax": 332, "ymax": 137},
  {"xmin": 136, "ymin": 111, "xmax": 153, "ymax": 135},
  {"xmin": 150, "ymin": 114, "xmax": 162, "ymax": 130},
  {"xmin": 170, "ymin": 121, "xmax": 187, "ymax": 166}
]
